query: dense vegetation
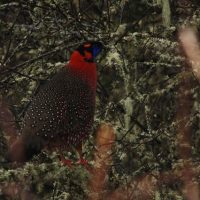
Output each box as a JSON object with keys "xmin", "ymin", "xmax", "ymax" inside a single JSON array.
[{"xmin": 0, "ymin": 0, "xmax": 200, "ymax": 199}]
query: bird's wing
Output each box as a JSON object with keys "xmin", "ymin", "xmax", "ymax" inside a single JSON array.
[{"xmin": 21, "ymin": 68, "xmax": 95, "ymax": 144}]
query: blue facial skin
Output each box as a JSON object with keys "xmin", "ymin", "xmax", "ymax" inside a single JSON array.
[{"xmin": 93, "ymin": 43, "xmax": 102, "ymax": 58}]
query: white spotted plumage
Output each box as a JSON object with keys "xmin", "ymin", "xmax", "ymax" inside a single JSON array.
[{"xmin": 21, "ymin": 67, "xmax": 95, "ymax": 148}]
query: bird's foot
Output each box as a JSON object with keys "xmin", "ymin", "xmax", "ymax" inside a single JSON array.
[
  {"xmin": 77, "ymin": 158, "xmax": 88, "ymax": 166},
  {"xmin": 76, "ymin": 158, "xmax": 92, "ymax": 171},
  {"xmin": 60, "ymin": 157, "xmax": 73, "ymax": 168}
]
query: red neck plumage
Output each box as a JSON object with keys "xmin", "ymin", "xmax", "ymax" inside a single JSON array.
[{"xmin": 68, "ymin": 51, "xmax": 97, "ymax": 91}]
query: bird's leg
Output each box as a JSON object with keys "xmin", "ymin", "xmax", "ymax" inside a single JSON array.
[
  {"xmin": 76, "ymin": 143, "xmax": 88, "ymax": 166},
  {"xmin": 59, "ymin": 153, "xmax": 73, "ymax": 168},
  {"xmin": 45, "ymin": 145, "xmax": 73, "ymax": 168}
]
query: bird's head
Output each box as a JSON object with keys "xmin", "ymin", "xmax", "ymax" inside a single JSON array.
[
  {"xmin": 77, "ymin": 41, "xmax": 103, "ymax": 62},
  {"xmin": 68, "ymin": 41, "xmax": 103, "ymax": 89},
  {"xmin": 70, "ymin": 41, "xmax": 103, "ymax": 64}
]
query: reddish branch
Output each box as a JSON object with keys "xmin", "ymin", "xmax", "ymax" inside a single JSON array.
[
  {"xmin": 178, "ymin": 28, "xmax": 200, "ymax": 200},
  {"xmin": 0, "ymin": 96, "xmax": 18, "ymax": 147},
  {"xmin": 89, "ymin": 123, "xmax": 115, "ymax": 200},
  {"xmin": 1, "ymin": 182, "xmax": 39, "ymax": 200}
]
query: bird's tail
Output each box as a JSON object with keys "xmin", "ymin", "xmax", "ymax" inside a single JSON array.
[{"xmin": 5, "ymin": 134, "xmax": 45, "ymax": 163}]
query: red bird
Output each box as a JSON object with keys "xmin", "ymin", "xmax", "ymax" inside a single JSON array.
[{"xmin": 7, "ymin": 41, "xmax": 103, "ymax": 163}]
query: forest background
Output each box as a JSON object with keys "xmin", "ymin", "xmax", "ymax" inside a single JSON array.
[{"xmin": 0, "ymin": 0, "xmax": 200, "ymax": 199}]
